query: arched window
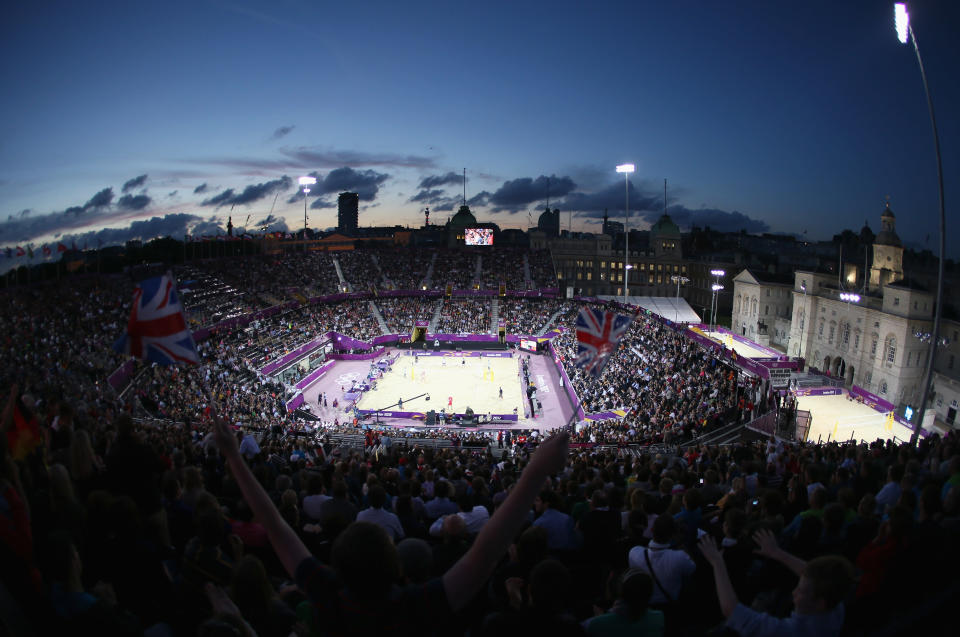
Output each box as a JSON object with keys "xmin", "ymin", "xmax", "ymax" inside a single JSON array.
[
  {"xmin": 879, "ymin": 380, "xmax": 888, "ymax": 395},
  {"xmin": 735, "ymin": 294, "xmax": 741, "ymax": 314}
]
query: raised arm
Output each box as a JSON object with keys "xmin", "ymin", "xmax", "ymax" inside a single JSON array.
[
  {"xmin": 442, "ymin": 430, "xmax": 569, "ymax": 611},
  {"xmin": 699, "ymin": 535, "xmax": 739, "ymax": 618},
  {"xmin": 212, "ymin": 411, "xmax": 311, "ymax": 578},
  {"xmin": 752, "ymin": 528, "xmax": 806, "ymax": 577}
]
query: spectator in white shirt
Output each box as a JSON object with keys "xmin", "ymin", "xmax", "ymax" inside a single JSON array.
[
  {"xmin": 429, "ymin": 494, "xmax": 490, "ymax": 537},
  {"xmin": 357, "ymin": 485, "xmax": 405, "ymax": 542},
  {"xmin": 238, "ymin": 428, "xmax": 261, "ymax": 460},
  {"xmin": 627, "ymin": 514, "xmax": 695, "ymax": 606}
]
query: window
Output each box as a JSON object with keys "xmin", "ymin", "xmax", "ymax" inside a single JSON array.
[
  {"xmin": 828, "ymin": 324, "xmax": 835, "ymax": 343},
  {"xmin": 765, "ymin": 305, "xmax": 769, "ymax": 316},
  {"xmin": 865, "ymin": 371, "xmax": 873, "ymax": 387},
  {"xmin": 854, "ymin": 332, "xmax": 860, "ymax": 349},
  {"xmin": 766, "ymin": 289, "xmax": 771, "ymax": 297},
  {"xmin": 871, "ymin": 335, "xmax": 878, "ymax": 356},
  {"xmin": 886, "ymin": 336, "xmax": 897, "ymax": 364},
  {"xmin": 600, "ymin": 261, "xmax": 606, "ymax": 268},
  {"xmin": 819, "ymin": 320, "xmax": 825, "ymax": 338},
  {"xmin": 842, "ymin": 323, "xmax": 850, "ymax": 345},
  {"xmin": 894, "ymin": 297, "xmax": 900, "ymax": 306},
  {"xmin": 656, "ymin": 275, "xmax": 662, "ymax": 284},
  {"xmin": 879, "ymin": 380, "xmax": 888, "ymax": 395}
]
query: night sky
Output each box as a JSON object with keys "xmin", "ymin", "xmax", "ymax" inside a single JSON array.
[{"xmin": 1, "ymin": 1, "xmax": 957, "ymax": 261}]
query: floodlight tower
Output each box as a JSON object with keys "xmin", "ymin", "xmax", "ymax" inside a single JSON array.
[
  {"xmin": 616, "ymin": 164, "xmax": 635, "ymax": 303},
  {"xmin": 894, "ymin": 3, "xmax": 946, "ymax": 445},
  {"xmin": 299, "ymin": 176, "xmax": 316, "ymax": 252}
]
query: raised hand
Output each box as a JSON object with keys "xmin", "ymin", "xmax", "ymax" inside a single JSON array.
[
  {"xmin": 211, "ymin": 408, "xmax": 240, "ymax": 458},
  {"xmin": 527, "ymin": 429, "xmax": 570, "ymax": 477},
  {"xmin": 752, "ymin": 528, "xmax": 781, "ymax": 560},
  {"xmin": 698, "ymin": 534, "xmax": 724, "ymax": 568}
]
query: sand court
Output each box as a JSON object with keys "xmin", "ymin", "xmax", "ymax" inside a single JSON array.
[
  {"xmin": 355, "ymin": 352, "xmax": 526, "ymax": 419},
  {"xmin": 796, "ymin": 392, "xmax": 916, "ymax": 444}
]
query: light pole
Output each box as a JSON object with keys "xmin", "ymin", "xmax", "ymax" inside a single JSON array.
[
  {"xmin": 711, "ymin": 284, "xmax": 724, "ymax": 332},
  {"xmin": 895, "ymin": 3, "xmax": 946, "ymax": 445},
  {"xmin": 798, "ymin": 282, "xmax": 808, "ymax": 359},
  {"xmin": 710, "ymin": 269, "xmax": 725, "ymax": 330},
  {"xmin": 671, "ymin": 275, "xmax": 689, "ymax": 323},
  {"xmin": 616, "ymin": 163, "xmax": 635, "ymax": 303},
  {"xmin": 298, "ymin": 176, "xmax": 316, "ymax": 253}
]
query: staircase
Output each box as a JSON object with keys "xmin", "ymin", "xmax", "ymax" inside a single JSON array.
[
  {"xmin": 538, "ymin": 307, "xmax": 566, "ymax": 336},
  {"xmin": 331, "ymin": 256, "xmax": 349, "ymax": 292},
  {"xmin": 429, "ymin": 299, "xmax": 444, "ymax": 333},
  {"xmin": 523, "ymin": 254, "xmax": 532, "ymax": 288},
  {"xmin": 369, "ymin": 301, "xmax": 389, "ymax": 335},
  {"xmin": 490, "ymin": 299, "xmax": 499, "ymax": 334},
  {"xmin": 423, "ymin": 253, "xmax": 437, "ymax": 289},
  {"xmin": 474, "ymin": 254, "xmax": 483, "ymax": 286}
]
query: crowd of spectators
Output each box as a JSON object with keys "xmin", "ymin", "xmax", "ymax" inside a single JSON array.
[
  {"xmin": 5, "ymin": 364, "xmax": 958, "ymax": 636},
  {"xmin": 555, "ymin": 305, "xmax": 740, "ymax": 447},
  {"xmin": 374, "ymin": 248, "xmax": 433, "ymax": 290},
  {"xmin": 527, "ymin": 249, "xmax": 557, "ymax": 288},
  {"xmin": 4, "ymin": 251, "xmax": 958, "ymax": 636},
  {"xmin": 435, "ymin": 300, "xmax": 493, "ymax": 335},
  {"xmin": 335, "ymin": 251, "xmax": 379, "ymax": 292},
  {"xmin": 478, "ymin": 249, "xmax": 526, "ymax": 290},
  {"xmin": 432, "ymin": 251, "xmax": 478, "ymax": 289},
  {"xmin": 375, "ymin": 297, "xmax": 442, "ymax": 334},
  {"xmin": 499, "ymin": 299, "xmax": 565, "ymax": 336}
]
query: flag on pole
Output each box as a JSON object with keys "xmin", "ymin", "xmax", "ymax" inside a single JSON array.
[
  {"xmin": 42, "ymin": 244, "xmax": 51, "ymax": 257},
  {"xmin": 57, "ymin": 243, "xmax": 68, "ymax": 253},
  {"xmin": 575, "ymin": 306, "xmax": 632, "ymax": 377},
  {"xmin": 15, "ymin": 246, "xmax": 25, "ymax": 257},
  {"xmin": 113, "ymin": 273, "xmax": 200, "ymax": 365}
]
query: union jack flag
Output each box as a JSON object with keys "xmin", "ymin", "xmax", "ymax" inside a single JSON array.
[
  {"xmin": 575, "ymin": 306, "xmax": 632, "ymax": 377},
  {"xmin": 113, "ymin": 274, "xmax": 200, "ymax": 365}
]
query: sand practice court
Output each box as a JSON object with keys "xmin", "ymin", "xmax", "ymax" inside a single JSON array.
[
  {"xmin": 796, "ymin": 392, "xmax": 920, "ymax": 444},
  {"xmin": 355, "ymin": 351, "xmax": 526, "ymax": 419},
  {"xmin": 702, "ymin": 330, "xmax": 776, "ymax": 360}
]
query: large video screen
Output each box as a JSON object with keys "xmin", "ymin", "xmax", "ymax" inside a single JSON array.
[
  {"xmin": 465, "ymin": 228, "xmax": 493, "ymax": 246},
  {"xmin": 520, "ymin": 339, "xmax": 538, "ymax": 352}
]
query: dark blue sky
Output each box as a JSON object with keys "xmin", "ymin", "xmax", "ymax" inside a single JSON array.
[{"xmin": 1, "ymin": 0, "xmax": 957, "ymax": 257}]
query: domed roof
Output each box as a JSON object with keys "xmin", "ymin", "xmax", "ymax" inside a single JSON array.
[
  {"xmin": 650, "ymin": 213, "xmax": 680, "ymax": 236},
  {"xmin": 449, "ymin": 204, "xmax": 477, "ymax": 228}
]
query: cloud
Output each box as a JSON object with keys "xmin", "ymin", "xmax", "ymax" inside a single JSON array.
[
  {"xmin": 58, "ymin": 213, "xmax": 208, "ymax": 247},
  {"xmin": 271, "ymin": 125, "xmax": 295, "ymax": 140},
  {"xmin": 653, "ymin": 205, "xmax": 770, "ymax": 234},
  {"xmin": 185, "ymin": 147, "xmax": 435, "ymax": 174},
  {"xmin": 121, "ymin": 174, "xmax": 148, "ymax": 192},
  {"xmin": 168, "ymin": 191, "xmax": 178, "ymax": 198},
  {"xmin": 117, "ymin": 193, "xmax": 152, "ymax": 211},
  {"xmin": 488, "ymin": 175, "xmax": 576, "ymax": 212},
  {"xmin": 561, "ymin": 182, "xmax": 659, "ymax": 218},
  {"xmin": 467, "ymin": 191, "xmax": 491, "ymax": 207},
  {"xmin": 193, "ymin": 183, "xmax": 209, "ymax": 194},
  {"xmin": 418, "ymin": 171, "xmax": 462, "ymax": 189},
  {"xmin": 285, "ymin": 167, "xmax": 390, "ymax": 208},
  {"xmin": 201, "ymin": 175, "xmax": 293, "ymax": 207},
  {"xmin": 84, "ymin": 187, "xmax": 114, "ymax": 210}
]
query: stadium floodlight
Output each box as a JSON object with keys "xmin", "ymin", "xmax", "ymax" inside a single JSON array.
[
  {"xmin": 299, "ymin": 176, "xmax": 316, "ymax": 251},
  {"xmin": 710, "ymin": 283, "xmax": 724, "ymax": 332},
  {"xmin": 840, "ymin": 292, "xmax": 860, "ymax": 303},
  {"xmin": 712, "ymin": 284, "xmax": 724, "ymax": 292},
  {"xmin": 671, "ymin": 275, "xmax": 690, "ymax": 323},
  {"xmin": 891, "ymin": 2, "xmax": 947, "ymax": 446},
  {"xmin": 710, "ymin": 269, "xmax": 725, "ymax": 277},
  {"xmin": 616, "ymin": 164, "xmax": 635, "ymax": 303},
  {"xmin": 894, "ymin": 3, "xmax": 909, "ymax": 44}
]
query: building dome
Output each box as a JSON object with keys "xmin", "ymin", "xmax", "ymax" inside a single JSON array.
[
  {"xmin": 650, "ymin": 213, "xmax": 681, "ymax": 236},
  {"xmin": 449, "ymin": 204, "xmax": 477, "ymax": 228}
]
